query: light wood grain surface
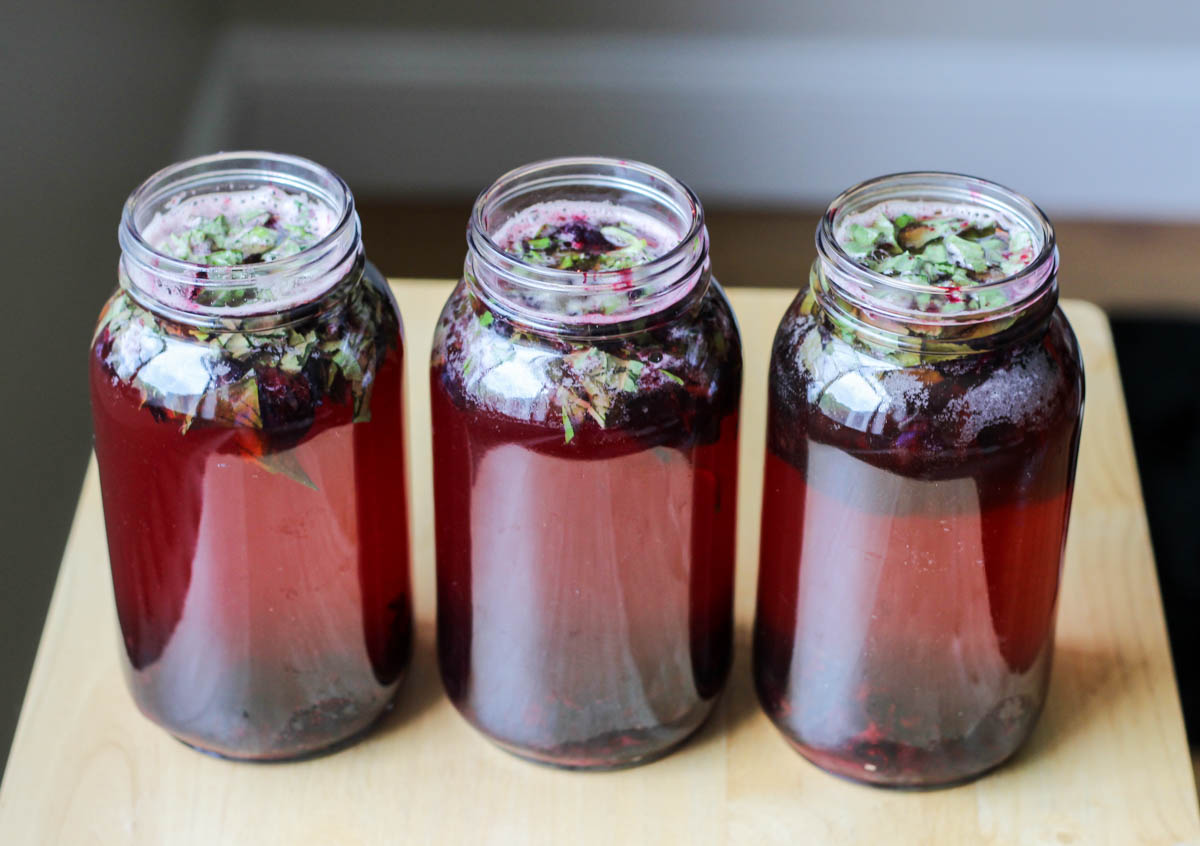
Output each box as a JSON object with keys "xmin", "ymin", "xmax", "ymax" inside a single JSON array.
[{"xmin": 1, "ymin": 283, "xmax": 1197, "ymax": 845}]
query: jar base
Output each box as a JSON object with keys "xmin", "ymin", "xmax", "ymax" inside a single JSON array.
[
  {"xmin": 781, "ymin": 732, "xmax": 1028, "ymax": 790},
  {"xmin": 474, "ymin": 698, "xmax": 719, "ymax": 772},
  {"xmin": 166, "ymin": 694, "xmax": 399, "ymax": 763}
]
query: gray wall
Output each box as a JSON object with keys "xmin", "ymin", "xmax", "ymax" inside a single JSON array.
[
  {"xmin": 215, "ymin": 25, "xmax": 1200, "ymax": 219},
  {"xmin": 226, "ymin": 0, "xmax": 1200, "ymax": 42},
  {"xmin": 0, "ymin": 0, "xmax": 214, "ymax": 772}
]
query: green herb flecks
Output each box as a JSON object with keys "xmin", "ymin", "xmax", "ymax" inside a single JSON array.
[
  {"xmin": 254, "ymin": 449, "xmax": 318, "ymax": 491},
  {"xmin": 554, "ymin": 347, "xmax": 648, "ymax": 437},
  {"xmin": 561, "ymin": 406, "xmax": 575, "ymax": 444},
  {"xmin": 551, "ymin": 350, "xmax": 690, "ymax": 443},
  {"xmin": 94, "ymin": 271, "xmax": 396, "ymax": 489},
  {"xmin": 798, "ymin": 266, "xmax": 1017, "ymax": 370},
  {"xmin": 433, "ymin": 284, "xmax": 730, "ymax": 447},
  {"xmin": 157, "ymin": 207, "xmax": 322, "ymax": 267},
  {"xmin": 843, "ymin": 216, "xmax": 897, "ymax": 257},
  {"xmin": 515, "ymin": 220, "xmax": 655, "ymax": 272},
  {"xmin": 840, "ymin": 211, "xmax": 1037, "ymax": 293}
]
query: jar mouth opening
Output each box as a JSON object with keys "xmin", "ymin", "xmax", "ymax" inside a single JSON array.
[
  {"xmin": 117, "ymin": 152, "xmax": 363, "ymax": 327},
  {"xmin": 816, "ymin": 171, "xmax": 1058, "ymax": 325},
  {"xmin": 464, "ymin": 157, "xmax": 712, "ymax": 334},
  {"xmin": 468, "ymin": 156, "xmax": 706, "ymax": 295},
  {"xmin": 121, "ymin": 150, "xmax": 356, "ymax": 273}
]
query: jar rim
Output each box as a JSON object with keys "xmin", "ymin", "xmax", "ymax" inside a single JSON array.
[
  {"xmin": 118, "ymin": 151, "xmax": 362, "ymax": 328},
  {"xmin": 816, "ymin": 171, "xmax": 1058, "ymax": 328},
  {"xmin": 469, "ymin": 156, "xmax": 705, "ymax": 288},
  {"xmin": 465, "ymin": 156, "xmax": 711, "ymax": 333}
]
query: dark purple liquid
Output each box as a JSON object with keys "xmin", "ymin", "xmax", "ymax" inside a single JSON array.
[{"xmin": 754, "ymin": 302, "xmax": 1084, "ymax": 787}]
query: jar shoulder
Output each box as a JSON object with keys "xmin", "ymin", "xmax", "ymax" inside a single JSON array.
[
  {"xmin": 90, "ymin": 273, "xmax": 402, "ymax": 431},
  {"xmin": 768, "ymin": 288, "xmax": 1083, "ymax": 458},
  {"xmin": 430, "ymin": 278, "xmax": 742, "ymax": 446}
]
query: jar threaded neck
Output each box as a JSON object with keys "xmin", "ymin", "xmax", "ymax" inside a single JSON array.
[
  {"xmin": 465, "ymin": 156, "xmax": 711, "ymax": 336},
  {"xmin": 118, "ymin": 151, "xmax": 362, "ymax": 330},
  {"xmin": 812, "ymin": 171, "xmax": 1059, "ymax": 355}
]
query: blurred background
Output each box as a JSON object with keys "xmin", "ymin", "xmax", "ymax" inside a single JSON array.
[{"xmin": 2, "ymin": 0, "xmax": 1199, "ymax": 776}]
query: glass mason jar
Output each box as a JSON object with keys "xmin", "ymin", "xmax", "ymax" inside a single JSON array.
[
  {"xmin": 90, "ymin": 152, "xmax": 412, "ymax": 760},
  {"xmin": 430, "ymin": 157, "xmax": 742, "ymax": 769},
  {"xmin": 753, "ymin": 172, "xmax": 1085, "ymax": 787}
]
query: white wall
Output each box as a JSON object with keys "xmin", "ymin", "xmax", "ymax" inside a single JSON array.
[{"xmin": 192, "ymin": 2, "xmax": 1200, "ymax": 220}]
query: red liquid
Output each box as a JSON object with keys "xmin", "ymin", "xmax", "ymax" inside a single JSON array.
[
  {"xmin": 430, "ymin": 284, "xmax": 741, "ymax": 768},
  {"xmin": 432, "ymin": 385, "xmax": 737, "ymax": 767},
  {"xmin": 754, "ymin": 308, "xmax": 1083, "ymax": 787},
  {"xmin": 90, "ymin": 282, "xmax": 411, "ymax": 760}
]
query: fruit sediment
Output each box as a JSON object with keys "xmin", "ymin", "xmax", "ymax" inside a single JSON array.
[
  {"xmin": 754, "ymin": 199, "xmax": 1084, "ymax": 787},
  {"xmin": 432, "ymin": 201, "xmax": 741, "ymax": 768},
  {"xmin": 92, "ymin": 186, "xmax": 411, "ymax": 760}
]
